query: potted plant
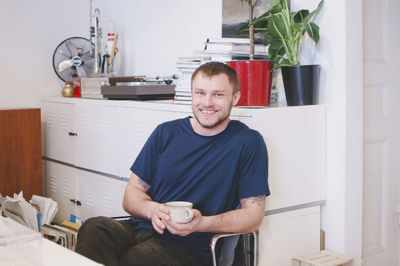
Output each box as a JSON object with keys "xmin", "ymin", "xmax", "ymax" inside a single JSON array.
[
  {"xmin": 238, "ymin": 0, "xmax": 324, "ymax": 106},
  {"xmin": 227, "ymin": 0, "xmax": 274, "ymax": 107}
]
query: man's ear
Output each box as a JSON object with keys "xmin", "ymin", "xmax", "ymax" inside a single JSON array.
[{"xmin": 233, "ymin": 91, "xmax": 241, "ymax": 106}]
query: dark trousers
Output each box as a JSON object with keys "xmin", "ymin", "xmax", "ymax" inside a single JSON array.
[{"xmin": 75, "ymin": 216, "xmax": 192, "ymax": 266}]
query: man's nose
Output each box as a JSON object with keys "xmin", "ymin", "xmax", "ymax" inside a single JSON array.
[{"xmin": 204, "ymin": 95, "xmax": 214, "ymax": 106}]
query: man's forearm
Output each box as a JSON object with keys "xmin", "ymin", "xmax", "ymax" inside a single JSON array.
[
  {"xmin": 122, "ymin": 186, "xmax": 156, "ymax": 220},
  {"xmin": 197, "ymin": 195, "xmax": 266, "ymax": 234},
  {"xmin": 122, "ymin": 173, "xmax": 159, "ymax": 221},
  {"xmin": 199, "ymin": 207, "xmax": 264, "ymax": 234}
]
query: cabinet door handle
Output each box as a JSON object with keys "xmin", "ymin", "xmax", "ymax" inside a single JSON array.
[
  {"xmin": 76, "ymin": 200, "xmax": 82, "ymax": 206},
  {"xmin": 68, "ymin": 131, "xmax": 77, "ymax": 136},
  {"xmin": 70, "ymin": 199, "xmax": 76, "ymax": 204}
]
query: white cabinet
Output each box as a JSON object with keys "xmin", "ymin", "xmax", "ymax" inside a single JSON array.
[
  {"xmin": 252, "ymin": 106, "xmax": 326, "ymax": 210},
  {"xmin": 45, "ymin": 161, "xmax": 78, "ymax": 222},
  {"xmin": 259, "ymin": 206, "xmax": 321, "ymax": 266},
  {"xmin": 75, "ymin": 103, "xmax": 120, "ymax": 176},
  {"xmin": 76, "ymin": 169, "xmax": 126, "ymax": 221},
  {"xmin": 42, "ymin": 101, "xmax": 76, "ymax": 164},
  {"xmin": 44, "ymin": 160, "xmax": 126, "ymax": 223},
  {"xmin": 43, "ymin": 99, "xmax": 121, "ymax": 176}
]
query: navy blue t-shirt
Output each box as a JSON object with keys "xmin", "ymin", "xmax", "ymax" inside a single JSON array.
[{"xmin": 130, "ymin": 117, "xmax": 269, "ymax": 265}]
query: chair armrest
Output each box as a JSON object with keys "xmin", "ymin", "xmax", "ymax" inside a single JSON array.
[
  {"xmin": 210, "ymin": 231, "xmax": 259, "ymax": 266},
  {"xmin": 110, "ymin": 215, "xmax": 134, "ymax": 221},
  {"xmin": 210, "ymin": 232, "xmax": 249, "ymax": 248}
]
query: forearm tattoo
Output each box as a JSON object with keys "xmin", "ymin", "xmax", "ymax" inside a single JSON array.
[
  {"xmin": 137, "ymin": 177, "xmax": 150, "ymax": 190},
  {"xmin": 242, "ymin": 195, "xmax": 266, "ymax": 207}
]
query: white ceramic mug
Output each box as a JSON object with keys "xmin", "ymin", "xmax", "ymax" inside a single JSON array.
[{"xmin": 165, "ymin": 201, "xmax": 194, "ymax": 223}]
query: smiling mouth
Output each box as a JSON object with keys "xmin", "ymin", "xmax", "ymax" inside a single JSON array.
[{"xmin": 201, "ymin": 109, "xmax": 217, "ymax": 115}]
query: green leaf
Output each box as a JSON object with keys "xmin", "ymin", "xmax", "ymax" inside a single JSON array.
[
  {"xmin": 252, "ymin": 18, "xmax": 269, "ymax": 32},
  {"xmin": 236, "ymin": 23, "xmax": 250, "ymax": 36},
  {"xmin": 275, "ymin": 58, "xmax": 295, "ymax": 69},
  {"xmin": 253, "ymin": 1, "xmax": 282, "ymax": 24},
  {"xmin": 292, "ymin": 22, "xmax": 304, "ymax": 33},
  {"xmin": 268, "ymin": 13, "xmax": 287, "ymax": 39},
  {"xmin": 271, "ymin": 0, "xmax": 280, "ymax": 6},
  {"xmin": 294, "ymin": 10, "xmax": 310, "ymax": 23},
  {"xmin": 304, "ymin": 0, "xmax": 324, "ymax": 22},
  {"xmin": 305, "ymin": 22, "xmax": 320, "ymax": 43},
  {"xmin": 268, "ymin": 40, "xmax": 285, "ymax": 60}
]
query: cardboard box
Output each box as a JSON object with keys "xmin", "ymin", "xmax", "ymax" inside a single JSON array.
[{"xmin": 292, "ymin": 250, "xmax": 353, "ymax": 266}]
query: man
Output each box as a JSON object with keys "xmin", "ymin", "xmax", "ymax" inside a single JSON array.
[{"xmin": 76, "ymin": 62, "xmax": 270, "ymax": 266}]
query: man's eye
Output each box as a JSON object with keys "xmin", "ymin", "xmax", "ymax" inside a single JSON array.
[
  {"xmin": 196, "ymin": 91, "xmax": 205, "ymax": 95},
  {"xmin": 215, "ymin": 93, "xmax": 224, "ymax": 97}
]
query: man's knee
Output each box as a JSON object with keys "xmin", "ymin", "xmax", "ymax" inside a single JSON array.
[
  {"xmin": 79, "ymin": 216, "xmax": 110, "ymax": 231},
  {"xmin": 77, "ymin": 216, "xmax": 117, "ymax": 245},
  {"xmin": 78, "ymin": 216, "xmax": 105, "ymax": 236}
]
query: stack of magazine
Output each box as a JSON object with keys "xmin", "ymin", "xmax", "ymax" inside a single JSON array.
[
  {"xmin": 203, "ymin": 38, "xmax": 269, "ymax": 62},
  {"xmin": 174, "ymin": 54, "xmax": 211, "ymax": 105},
  {"xmin": 0, "ymin": 192, "xmax": 58, "ymax": 232}
]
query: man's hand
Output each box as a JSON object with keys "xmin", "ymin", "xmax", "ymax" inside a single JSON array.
[
  {"xmin": 150, "ymin": 203, "xmax": 171, "ymax": 234},
  {"xmin": 162, "ymin": 209, "xmax": 203, "ymax": 237}
]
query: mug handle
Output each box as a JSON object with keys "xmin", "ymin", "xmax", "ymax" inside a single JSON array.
[{"xmin": 184, "ymin": 208, "xmax": 194, "ymax": 222}]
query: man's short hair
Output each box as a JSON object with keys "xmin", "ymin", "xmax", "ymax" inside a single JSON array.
[{"xmin": 191, "ymin": 61, "xmax": 240, "ymax": 94}]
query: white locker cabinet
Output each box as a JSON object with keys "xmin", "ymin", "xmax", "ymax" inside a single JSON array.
[
  {"xmin": 252, "ymin": 106, "xmax": 326, "ymax": 210},
  {"xmin": 42, "ymin": 99, "xmax": 121, "ymax": 176},
  {"xmin": 45, "ymin": 160, "xmax": 127, "ymax": 223},
  {"xmin": 259, "ymin": 206, "xmax": 321, "ymax": 266},
  {"xmin": 76, "ymin": 169, "xmax": 126, "ymax": 221},
  {"xmin": 42, "ymin": 101, "xmax": 76, "ymax": 165},
  {"xmin": 75, "ymin": 103, "xmax": 120, "ymax": 176},
  {"xmin": 45, "ymin": 161, "xmax": 78, "ymax": 223}
]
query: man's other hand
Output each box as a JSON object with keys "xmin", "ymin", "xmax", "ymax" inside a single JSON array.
[
  {"xmin": 162, "ymin": 209, "xmax": 203, "ymax": 237},
  {"xmin": 150, "ymin": 203, "xmax": 170, "ymax": 234}
]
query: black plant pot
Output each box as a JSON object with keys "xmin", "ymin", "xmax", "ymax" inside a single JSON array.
[{"xmin": 281, "ymin": 65, "xmax": 320, "ymax": 106}]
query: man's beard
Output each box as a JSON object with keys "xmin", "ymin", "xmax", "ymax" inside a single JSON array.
[{"xmin": 193, "ymin": 112, "xmax": 229, "ymax": 129}]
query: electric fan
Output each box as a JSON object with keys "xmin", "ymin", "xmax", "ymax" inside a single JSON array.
[{"xmin": 52, "ymin": 37, "xmax": 96, "ymax": 82}]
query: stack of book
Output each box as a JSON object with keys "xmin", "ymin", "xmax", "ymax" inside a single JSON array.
[
  {"xmin": 203, "ymin": 38, "xmax": 269, "ymax": 62},
  {"xmin": 174, "ymin": 55, "xmax": 211, "ymax": 105},
  {"xmin": 41, "ymin": 223, "xmax": 78, "ymax": 250},
  {"xmin": 40, "ymin": 217, "xmax": 81, "ymax": 250}
]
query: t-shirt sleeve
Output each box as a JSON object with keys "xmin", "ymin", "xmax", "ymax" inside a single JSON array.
[
  {"xmin": 130, "ymin": 125, "xmax": 160, "ymax": 185},
  {"xmin": 238, "ymin": 132, "xmax": 270, "ymax": 200}
]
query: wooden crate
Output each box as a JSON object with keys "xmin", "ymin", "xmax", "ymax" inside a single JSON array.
[{"xmin": 292, "ymin": 250, "xmax": 353, "ymax": 266}]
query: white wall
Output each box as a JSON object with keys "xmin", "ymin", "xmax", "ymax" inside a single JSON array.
[
  {"xmin": 0, "ymin": 0, "xmax": 364, "ymax": 264},
  {"xmin": 95, "ymin": 0, "xmax": 222, "ymax": 76},
  {"xmin": 0, "ymin": 0, "xmax": 88, "ymax": 108},
  {"xmin": 0, "ymin": 0, "xmax": 221, "ymax": 109}
]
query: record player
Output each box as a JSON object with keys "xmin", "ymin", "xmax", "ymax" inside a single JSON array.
[{"xmin": 101, "ymin": 76, "xmax": 176, "ymax": 100}]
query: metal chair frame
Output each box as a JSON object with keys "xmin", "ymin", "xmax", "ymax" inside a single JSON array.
[{"xmin": 210, "ymin": 230, "xmax": 259, "ymax": 266}]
